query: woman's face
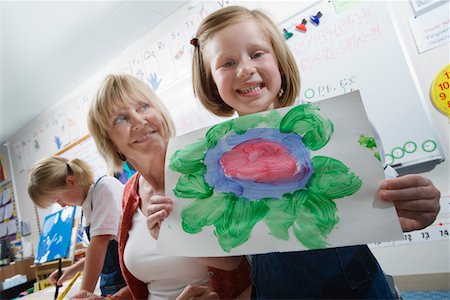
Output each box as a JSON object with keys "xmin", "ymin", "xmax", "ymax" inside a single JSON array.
[{"xmin": 107, "ymin": 95, "xmax": 169, "ymax": 166}]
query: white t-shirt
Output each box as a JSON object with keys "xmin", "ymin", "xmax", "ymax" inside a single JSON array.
[
  {"xmin": 124, "ymin": 208, "xmax": 210, "ymax": 300},
  {"xmin": 82, "ymin": 176, "xmax": 124, "ymax": 239}
]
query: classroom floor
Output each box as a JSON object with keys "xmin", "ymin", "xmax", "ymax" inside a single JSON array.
[{"xmin": 400, "ymin": 290, "xmax": 450, "ymax": 300}]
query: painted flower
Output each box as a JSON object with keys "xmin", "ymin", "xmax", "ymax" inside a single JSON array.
[{"xmin": 169, "ymin": 104, "xmax": 362, "ymax": 252}]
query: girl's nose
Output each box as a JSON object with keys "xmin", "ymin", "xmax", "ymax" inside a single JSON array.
[{"xmin": 237, "ymin": 60, "xmax": 256, "ymax": 78}]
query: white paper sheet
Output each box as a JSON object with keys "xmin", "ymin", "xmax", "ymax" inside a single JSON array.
[
  {"xmin": 158, "ymin": 92, "xmax": 403, "ymax": 256},
  {"xmin": 3, "ymin": 203, "xmax": 13, "ymax": 220},
  {"xmin": 2, "ymin": 188, "xmax": 11, "ymax": 205}
]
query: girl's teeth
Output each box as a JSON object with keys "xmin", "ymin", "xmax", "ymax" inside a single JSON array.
[{"xmin": 239, "ymin": 85, "xmax": 261, "ymax": 94}]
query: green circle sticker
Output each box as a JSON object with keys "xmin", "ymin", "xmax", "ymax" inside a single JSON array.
[
  {"xmin": 422, "ymin": 140, "xmax": 437, "ymax": 152},
  {"xmin": 403, "ymin": 141, "xmax": 417, "ymax": 153},
  {"xmin": 391, "ymin": 147, "xmax": 405, "ymax": 159},
  {"xmin": 304, "ymin": 88, "xmax": 315, "ymax": 99},
  {"xmin": 385, "ymin": 154, "xmax": 394, "ymax": 165}
]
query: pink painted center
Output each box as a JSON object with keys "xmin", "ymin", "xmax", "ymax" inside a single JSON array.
[{"xmin": 220, "ymin": 140, "xmax": 299, "ymax": 183}]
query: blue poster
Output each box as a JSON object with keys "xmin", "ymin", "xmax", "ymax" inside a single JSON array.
[{"xmin": 34, "ymin": 206, "xmax": 76, "ymax": 264}]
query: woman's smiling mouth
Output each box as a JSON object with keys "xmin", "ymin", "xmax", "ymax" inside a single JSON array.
[{"xmin": 133, "ymin": 130, "xmax": 156, "ymax": 143}]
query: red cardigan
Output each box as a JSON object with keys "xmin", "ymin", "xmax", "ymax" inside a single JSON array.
[
  {"xmin": 118, "ymin": 173, "xmax": 148, "ymax": 300},
  {"xmin": 118, "ymin": 173, "xmax": 251, "ymax": 299}
]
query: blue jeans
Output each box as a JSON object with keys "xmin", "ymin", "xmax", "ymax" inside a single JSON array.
[{"xmin": 250, "ymin": 245, "xmax": 393, "ymax": 299}]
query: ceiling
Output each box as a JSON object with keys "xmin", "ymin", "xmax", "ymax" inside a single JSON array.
[{"xmin": 0, "ymin": 0, "xmax": 187, "ymax": 143}]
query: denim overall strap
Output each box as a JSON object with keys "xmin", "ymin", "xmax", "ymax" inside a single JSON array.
[{"xmin": 84, "ymin": 176, "xmax": 126, "ymax": 296}]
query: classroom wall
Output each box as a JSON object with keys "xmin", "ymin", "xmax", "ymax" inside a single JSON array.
[
  {"xmin": 3, "ymin": 1, "xmax": 449, "ymax": 277},
  {"xmin": 368, "ymin": 0, "xmax": 449, "ymax": 276}
]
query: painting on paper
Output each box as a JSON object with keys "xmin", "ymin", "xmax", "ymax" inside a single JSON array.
[
  {"xmin": 158, "ymin": 92, "xmax": 403, "ymax": 256},
  {"xmin": 35, "ymin": 206, "xmax": 76, "ymax": 264}
]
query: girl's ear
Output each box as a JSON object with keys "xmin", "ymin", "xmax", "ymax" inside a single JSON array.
[{"xmin": 66, "ymin": 175, "xmax": 77, "ymax": 186}]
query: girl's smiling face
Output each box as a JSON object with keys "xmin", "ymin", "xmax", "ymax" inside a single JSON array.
[{"xmin": 204, "ymin": 19, "xmax": 282, "ymax": 116}]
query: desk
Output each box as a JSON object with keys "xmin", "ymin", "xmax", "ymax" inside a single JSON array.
[{"xmin": 21, "ymin": 275, "xmax": 100, "ymax": 299}]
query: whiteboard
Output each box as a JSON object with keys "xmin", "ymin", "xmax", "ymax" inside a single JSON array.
[{"xmin": 281, "ymin": 1, "xmax": 445, "ymax": 174}]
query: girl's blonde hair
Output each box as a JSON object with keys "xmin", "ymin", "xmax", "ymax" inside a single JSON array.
[
  {"xmin": 88, "ymin": 74, "xmax": 176, "ymax": 173},
  {"xmin": 192, "ymin": 5, "xmax": 300, "ymax": 117},
  {"xmin": 28, "ymin": 156, "xmax": 94, "ymax": 208}
]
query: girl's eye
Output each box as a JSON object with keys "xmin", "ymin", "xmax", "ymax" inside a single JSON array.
[
  {"xmin": 221, "ymin": 60, "xmax": 235, "ymax": 68},
  {"xmin": 113, "ymin": 115, "xmax": 127, "ymax": 125},
  {"xmin": 251, "ymin": 51, "xmax": 265, "ymax": 59}
]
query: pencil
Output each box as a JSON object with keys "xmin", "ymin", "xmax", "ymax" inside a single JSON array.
[{"xmin": 56, "ymin": 271, "xmax": 81, "ymax": 300}]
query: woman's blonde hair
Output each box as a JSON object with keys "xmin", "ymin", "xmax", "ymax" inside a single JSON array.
[
  {"xmin": 192, "ymin": 5, "xmax": 300, "ymax": 117},
  {"xmin": 88, "ymin": 74, "xmax": 176, "ymax": 173},
  {"xmin": 27, "ymin": 156, "xmax": 94, "ymax": 208}
]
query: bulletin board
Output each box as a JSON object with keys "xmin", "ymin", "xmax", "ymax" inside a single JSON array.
[
  {"xmin": 0, "ymin": 180, "xmax": 19, "ymax": 241},
  {"xmin": 281, "ymin": 1, "xmax": 445, "ymax": 174}
]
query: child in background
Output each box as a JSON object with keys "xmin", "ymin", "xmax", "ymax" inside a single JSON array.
[
  {"xmin": 28, "ymin": 156, "xmax": 126, "ymax": 296},
  {"xmin": 187, "ymin": 5, "xmax": 441, "ymax": 299}
]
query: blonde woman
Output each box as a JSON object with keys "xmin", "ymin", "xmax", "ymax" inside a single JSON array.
[{"xmin": 73, "ymin": 74, "xmax": 249, "ymax": 300}]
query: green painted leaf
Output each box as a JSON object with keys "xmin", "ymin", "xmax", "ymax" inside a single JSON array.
[
  {"xmin": 205, "ymin": 121, "xmax": 232, "ymax": 148},
  {"xmin": 307, "ymin": 156, "xmax": 362, "ymax": 199},
  {"xmin": 264, "ymin": 194, "xmax": 295, "ymax": 240},
  {"xmin": 169, "ymin": 139, "xmax": 208, "ymax": 174},
  {"xmin": 279, "ymin": 104, "xmax": 334, "ymax": 150},
  {"xmin": 231, "ymin": 113, "xmax": 265, "ymax": 134},
  {"xmin": 214, "ymin": 198, "xmax": 269, "ymax": 252},
  {"xmin": 293, "ymin": 191, "xmax": 339, "ymax": 249},
  {"xmin": 358, "ymin": 135, "xmax": 377, "ymax": 149},
  {"xmin": 181, "ymin": 193, "xmax": 232, "ymax": 234},
  {"xmin": 263, "ymin": 110, "xmax": 283, "ymax": 128},
  {"xmin": 173, "ymin": 173, "xmax": 213, "ymax": 199}
]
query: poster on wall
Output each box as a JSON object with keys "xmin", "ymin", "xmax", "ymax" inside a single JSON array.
[{"xmin": 409, "ymin": 4, "xmax": 450, "ymax": 53}]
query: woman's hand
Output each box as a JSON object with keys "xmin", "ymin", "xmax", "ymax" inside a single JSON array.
[
  {"xmin": 70, "ymin": 290, "xmax": 106, "ymax": 299},
  {"xmin": 176, "ymin": 285, "xmax": 219, "ymax": 300},
  {"xmin": 379, "ymin": 174, "xmax": 440, "ymax": 232},
  {"xmin": 144, "ymin": 195, "xmax": 173, "ymax": 239}
]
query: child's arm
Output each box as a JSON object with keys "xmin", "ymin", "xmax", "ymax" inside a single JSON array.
[
  {"xmin": 379, "ymin": 174, "xmax": 440, "ymax": 232},
  {"xmin": 48, "ymin": 258, "xmax": 85, "ymax": 286},
  {"xmin": 80, "ymin": 235, "xmax": 112, "ymax": 292}
]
